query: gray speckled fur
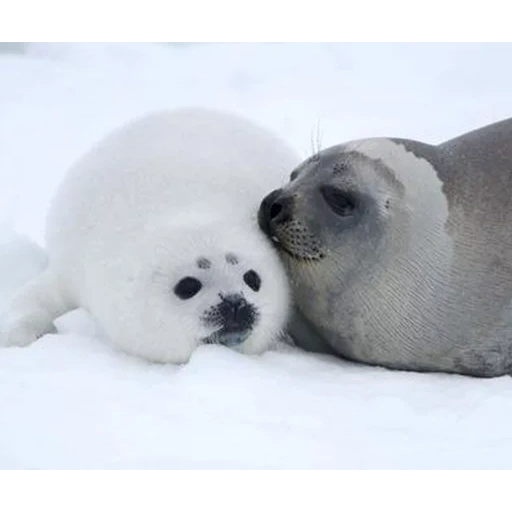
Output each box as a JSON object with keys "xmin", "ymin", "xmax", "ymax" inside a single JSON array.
[{"xmin": 266, "ymin": 118, "xmax": 512, "ymax": 377}]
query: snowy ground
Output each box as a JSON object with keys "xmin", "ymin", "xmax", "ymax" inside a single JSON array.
[{"xmin": 1, "ymin": 42, "xmax": 512, "ymax": 469}]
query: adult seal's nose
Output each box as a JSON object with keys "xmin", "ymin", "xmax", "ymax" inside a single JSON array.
[
  {"xmin": 258, "ymin": 189, "xmax": 293, "ymax": 235},
  {"xmin": 258, "ymin": 189, "xmax": 281, "ymax": 235}
]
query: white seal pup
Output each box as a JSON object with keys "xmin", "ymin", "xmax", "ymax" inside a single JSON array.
[
  {"xmin": 2, "ymin": 108, "xmax": 299, "ymax": 363},
  {"xmin": 259, "ymin": 117, "xmax": 512, "ymax": 377}
]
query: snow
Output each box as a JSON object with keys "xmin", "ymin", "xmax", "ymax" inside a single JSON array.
[{"xmin": 1, "ymin": 42, "xmax": 512, "ymax": 469}]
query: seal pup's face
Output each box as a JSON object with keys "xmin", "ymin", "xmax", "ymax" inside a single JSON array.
[
  {"xmin": 171, "ymin": 252, "xmax": 264, "ymax": 349},
  {"xmin": 106, "ymin": 216, "xmax": 290, "ymax": 364}
]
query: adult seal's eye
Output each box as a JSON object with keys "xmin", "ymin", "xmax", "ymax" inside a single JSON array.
[
  {"xmin": 174, "ymin": 277, "xmax": 202, "ymax": 300},
  {"xmin": 243, "ymin": 270, "xmax": 261, "ymax": 292},
  {"xmin": 320, "ymin": 185, "xmax": 357, "ymax": 217}
]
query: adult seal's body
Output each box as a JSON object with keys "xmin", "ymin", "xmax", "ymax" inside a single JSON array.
[
  {"xmin": 2, "ymin": 108, "xmax": 297, "ymax": 363},
  {"xmin": 259, "ymin": 117, "xmax": 512, "ymax": 377}
]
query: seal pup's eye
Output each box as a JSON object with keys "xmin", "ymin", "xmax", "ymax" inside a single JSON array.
[
  {"xmin": 320, "ymin": 185, "xmax": 356, "ymax": 217},
  {"xmin": 243, "ymin": 270, "xmax": 261, "ymax": 292},
  {"xmin": 290, "ymin": 170, "xmax": 300, "ymax": 182},
  {"xmin": 174, "ymin": 277, "xmax": 202, "ymax": 300}
]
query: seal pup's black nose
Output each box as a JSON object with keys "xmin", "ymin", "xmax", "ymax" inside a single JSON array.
[{"xmin": 218, "ymin": 294, "xmax": 255, "ymax": 332}]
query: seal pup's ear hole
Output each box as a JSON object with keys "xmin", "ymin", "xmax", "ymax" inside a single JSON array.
[
  {"xmin": 243, "ymin": 270, "xmax": 261, "ymax": 292},
  {"xmin": 320, "ymin": 185, "xmax": 356, "ymax": 217},
  {"xmin": 174, "ymin": 277, "xmax": 202, "ymax": 300}
]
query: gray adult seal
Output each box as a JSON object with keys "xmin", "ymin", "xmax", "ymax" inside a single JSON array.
[{"xmin": 259, "ymin": 117, "xmax": 512, "ymax": 377}]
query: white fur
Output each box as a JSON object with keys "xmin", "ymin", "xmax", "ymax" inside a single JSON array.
[{"xmin": 1, "ymin": 108, "xmax": 299, "ymax": 363}]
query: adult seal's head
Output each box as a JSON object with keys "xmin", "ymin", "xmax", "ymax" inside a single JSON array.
[{"xmin": 259, "ymin": 118, "xmax": 512, "ymax": 377}]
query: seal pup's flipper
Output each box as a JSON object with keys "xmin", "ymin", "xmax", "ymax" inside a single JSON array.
[{"xmin": 1, "ymin": 268, "xmax": 72, "ymax": 347}]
